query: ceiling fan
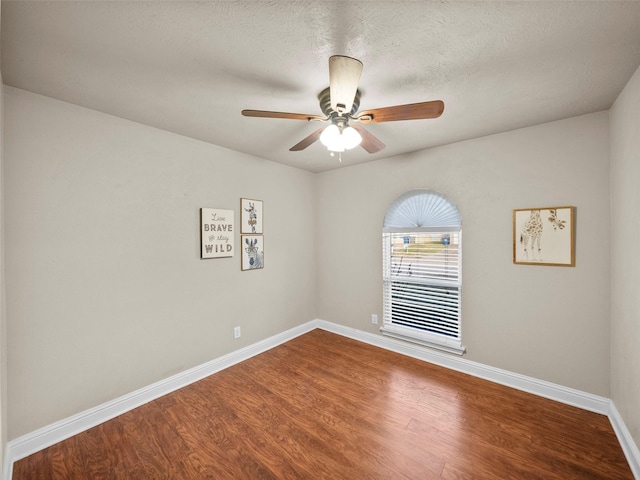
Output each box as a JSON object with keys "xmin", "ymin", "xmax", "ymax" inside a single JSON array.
[{"xmin": 242, "ymin": 55, "xmax": 444, "ymax": 157}]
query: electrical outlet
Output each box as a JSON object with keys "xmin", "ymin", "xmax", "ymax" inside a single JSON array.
[
  {"xmin": 234, "ymin": 326, "xmax": 241, "ymax": 339},
  {"xmin": 371, "ymin": 314, "xmax": 378, "ymax": 325}
]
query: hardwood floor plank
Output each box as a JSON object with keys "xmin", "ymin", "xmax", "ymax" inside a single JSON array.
[
  {"xmin": 160, "ymin": 383, "xmax": 290, "ymax": 479},
  {"xmin": 232, "ymin": 361, "xmax": 445, "ymax": 479},
  {"xmin": 12, "ymin": 329, "xmax": 633, "ymax": 479}
]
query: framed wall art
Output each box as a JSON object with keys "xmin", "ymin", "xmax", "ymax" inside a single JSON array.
[
  {"xmin": 241, "ymin": 235, "xmax": 264, "ymax": 270},
  {"xmin": 241, "ymin": 198, "xmax": 263, "ymax": 234},
  {"xmin": 513, "ymin": 206, "xmax": 575, "ymax": 266},
  {"xmin": 200, "ymin": 208, "xmax": 234, "ymax": 259}
]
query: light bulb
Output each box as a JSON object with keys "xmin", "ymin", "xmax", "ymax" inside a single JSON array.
[
  {"xmin": 342, "ymin": 126, "xmax": 362, "ymax": 150},
  {"xmin": 320, "ymin": 124, "xmax": 344, "ymax": 152},
  {"xmin": 320, "ymin": 124, "xmax": 361, "ymax": 153},
  {"xmin": 320, "ymin": 124, "xmax": 340, "ymax": 148},
  {"xmin": 328, "ymin": 141, "xmax": 346, "ymax": 152}
]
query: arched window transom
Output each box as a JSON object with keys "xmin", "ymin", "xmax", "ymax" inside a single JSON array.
[{"xmin": 381, "ymin": 189, "xmax": 464, "ymax": 355}]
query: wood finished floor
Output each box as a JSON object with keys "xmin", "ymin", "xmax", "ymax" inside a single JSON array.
[{"xmin": 13, "ymin": 329, "xmax": 633, "ymax": 479}]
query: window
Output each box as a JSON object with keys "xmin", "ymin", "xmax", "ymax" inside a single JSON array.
[{"xmin": 381, "ymin": 190, "xmax": 464, "ymax": 355}]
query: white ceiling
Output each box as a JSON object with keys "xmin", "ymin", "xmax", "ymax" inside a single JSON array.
[{"xmin": 2, "ymin": 1, "xmax": 640, "ymax": 173}]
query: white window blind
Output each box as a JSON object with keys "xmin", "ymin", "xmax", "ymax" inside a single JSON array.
[{"xmin": 382, "ymin": 190, "xmax": 464, "ymax": 354}]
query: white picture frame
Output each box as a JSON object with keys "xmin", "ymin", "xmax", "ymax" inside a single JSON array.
[{"xmin": 200, "ymin": 208, "xmax": 234, "ymax": 259}]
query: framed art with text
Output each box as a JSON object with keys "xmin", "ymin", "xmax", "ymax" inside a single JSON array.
[{"xmin": 200, "ymin": 208, "xmax": 234, "ymax": 259}]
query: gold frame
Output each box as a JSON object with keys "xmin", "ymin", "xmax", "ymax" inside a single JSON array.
[{"xmin": 513, "ymin": 206, "xmax": 575, "ymax": 266}]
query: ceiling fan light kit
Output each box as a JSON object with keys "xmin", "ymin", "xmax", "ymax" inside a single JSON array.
[
  {"xmin": 241, "ymin": 55, "xmax": 444, "ymax": 160},
  {"xmin": 319, "ymin": 124, "xmax": 362, "ymax": 152}
]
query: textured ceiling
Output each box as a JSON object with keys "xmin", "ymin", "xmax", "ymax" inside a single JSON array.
[{"xmin": 2, "ymin": 1, "xmax": 640, "ymax": 172}]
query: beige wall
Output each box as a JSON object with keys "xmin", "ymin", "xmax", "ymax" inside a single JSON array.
[
  {"xmin": 3, "ymin": 87, "xmax": 317, "ymax": 439},
  {"xmin": 0, "ymin": 40, "xmax": 6, "ymax": 470},
  {"xmin": 316, "ymin": 112, "xmax": 611, "ymax": 396},
  {"xmin": 3, "ymin": 79, "xmax": 634, "ymax": 450},
  {"xmin": 610, "ymin": 64, "xmax": 640, "ymax": 448}
]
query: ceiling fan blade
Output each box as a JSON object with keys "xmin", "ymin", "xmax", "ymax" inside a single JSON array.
[
  {"xmin": 242, "ymin": 110, "xmax": 324, "ymax": 121},
  {"xmin": 352, "ymin": 125, "xmax": 385, "ymax": 154},
  {"xmin": 329, "ymin": 55, "xmax": 363, "ymax": 115},
  {"xmin": 289, "ymin": 128, "xmax": 325, "ymax": 151},
  {"xmin": 356, "ymin": 100, "xmax": 444, "ymax": 123}
]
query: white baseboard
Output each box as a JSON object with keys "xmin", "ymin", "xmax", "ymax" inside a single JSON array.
[
  {"xmin": 315, "ymin": 320, "xmax": 639, "ymax": 479},
  {"xmin": 3, "ymin": 319, "xmax": 639, "ymax": 480},
  {"xmin": 2, "ymin": 320, "xmax": 317, "ymax": 480},
  {"xmin": 609, "ymin": 402, "xmax": 640, "ymax": 479},
  {"xmin": 315, "ymin": 320, "xmax": 611, "ymax": 414}
]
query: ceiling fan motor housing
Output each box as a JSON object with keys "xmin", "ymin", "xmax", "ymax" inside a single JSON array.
[{"xmin": 319, "ymin": 87, "xmax": 361, "ymax": 118}]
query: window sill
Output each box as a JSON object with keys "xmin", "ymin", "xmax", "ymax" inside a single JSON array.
[{"xmin": 380, "ymin": 324, "xmax": 466, "ymax": 356}]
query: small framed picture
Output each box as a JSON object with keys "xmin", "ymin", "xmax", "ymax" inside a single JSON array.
[
  {"xmin": 200, "ymin": 208, "xmax": 234, "ymax": 259},
  {"xmin": 241, "ymin": 235, "xmax": 264, "ymax": 270},
  {"xmin": 241, "ymin": 198, "xmax": 263, "ymax": 234},
  {"xmin": 513, "ymin": 206, "xmax": 575, "ymax": 266}
]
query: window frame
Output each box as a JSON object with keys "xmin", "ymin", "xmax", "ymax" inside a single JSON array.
[{"xmin": 381, "ymin": 191, "xmax": 465, "ymax": 355}]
